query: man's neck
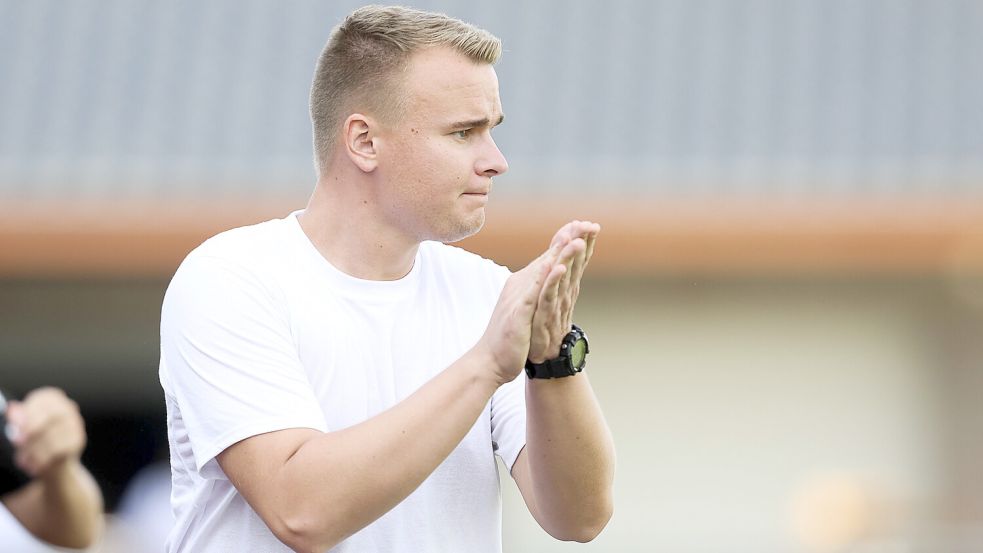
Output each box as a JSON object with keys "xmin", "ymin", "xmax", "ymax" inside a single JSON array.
[{"xmin": 298, "ymin": 176, "xmax": 420, "ymax": 282}]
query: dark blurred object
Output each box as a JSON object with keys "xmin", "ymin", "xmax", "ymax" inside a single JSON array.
[
  {"xmin": 0, "ymin": 389, "xmax": 31, "ymax": 496},
  {"xmin": 81, "ymin": 410, "xmax": 167, "ymax": 511}
]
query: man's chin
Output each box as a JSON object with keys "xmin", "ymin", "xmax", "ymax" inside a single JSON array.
[{"xmin": 438, "ymin": 212, "xmax": 486, "ymax": 244}]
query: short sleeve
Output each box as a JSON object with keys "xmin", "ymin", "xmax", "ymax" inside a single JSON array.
[
  {"xmin": 160, "ymin": 253, "xmax": 327, "ymax": 477},
  {"xmin": 483, "ymin": 262, "xmax": 527, "ymax": 472},
  {"xmin": 490, "ymin": 372, "xmax": 527, "ymax": 472}
]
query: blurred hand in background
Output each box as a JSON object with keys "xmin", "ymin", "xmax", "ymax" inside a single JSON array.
[{"xmin": 1, "ymin": 387, "xmax": 103, "ymax": 549}]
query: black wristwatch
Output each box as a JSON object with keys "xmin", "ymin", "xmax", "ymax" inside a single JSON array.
[{"xmin": 524, "ymin": 324, "xmax": 589, "ymax": 379}]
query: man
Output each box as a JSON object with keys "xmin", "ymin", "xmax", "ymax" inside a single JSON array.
[
  {"xmin": 0, "ymin": 387, "xmax": 104, "ymax": 551},
  {"xmin": 160, "ymin": 6, "xmax": 615, "ymax": 552}
]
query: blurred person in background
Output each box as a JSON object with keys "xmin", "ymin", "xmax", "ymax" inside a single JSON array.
[
  {"xmin": 100, "ymin": 459, "xmax": 173, "ymax": 553},
  {"xmin": 159, "ymin": 5, "xmax": 614, "ymax": 553},
  {"xmin": 0, "ymin": 387, "xmax": 104, "ymax": 551}
]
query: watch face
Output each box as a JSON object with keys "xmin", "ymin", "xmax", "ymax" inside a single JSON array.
[{"xmin": 570, "ymin": 337, "xmax": 588, "ymax": 369}]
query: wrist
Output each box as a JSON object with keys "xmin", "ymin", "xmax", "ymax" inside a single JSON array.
[
  {"xmin": 37, "ymin": 456, "xmax": 83, "ymax": 483},
  {"xmin": 525, "ymin": 324, "xmax": 589, "ymax": 379},
  {"xmin": 466, "ymin": 342, "xmax": 520, "ymax": 388}
]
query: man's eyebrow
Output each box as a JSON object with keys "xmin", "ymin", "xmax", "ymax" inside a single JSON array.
[{"xmin": 450, "ymin": 114, "xmax": 506, "ymax": 129}]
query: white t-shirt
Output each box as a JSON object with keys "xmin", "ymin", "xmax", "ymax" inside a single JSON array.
[{"xmin": 159, "ymin": 212, "xmax": 527, "ymax": 553}]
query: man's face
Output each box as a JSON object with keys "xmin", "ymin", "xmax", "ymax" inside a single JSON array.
[{"xmin": 375, "ymin": 47, "xmax": 508, "ymax": 243}]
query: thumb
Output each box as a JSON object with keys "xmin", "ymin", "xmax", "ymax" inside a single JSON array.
[{"xmin": 514, "ymin": 253, "xmax": 554, "ymax": 323}]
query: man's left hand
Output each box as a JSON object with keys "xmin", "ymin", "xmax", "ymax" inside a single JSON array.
[{"xmin": 526, "ymin": 220, "xmax": 600, "ymax": 364}]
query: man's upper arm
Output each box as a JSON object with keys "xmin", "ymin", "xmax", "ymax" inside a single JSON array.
[
  {"xmin": 216, "ymin": 428, "xmax": 319, "ymax": 523},
  {"xmin": 161, "ymin": 252, "xmax": 327, "ymax": 476}
]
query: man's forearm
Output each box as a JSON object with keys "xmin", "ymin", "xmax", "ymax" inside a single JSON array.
[
  {"xmin": 3, "ymin": 459, "xmax": 103, "ymax": 548},
  {"xmin": 230, "ymin": 346, "xmax": 504, "ymax": 552},
  {"xmin": 40, "ymin": 459, "xmax": 104, "ymax": 546},
  {"xmin": 521, "ymin": 371, "xmax": 615, "ymax": 541}
]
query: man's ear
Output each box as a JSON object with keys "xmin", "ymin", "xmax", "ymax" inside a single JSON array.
[{"xmin": 343, "ymin": 113, "xmax": 379, "ymax": 172}]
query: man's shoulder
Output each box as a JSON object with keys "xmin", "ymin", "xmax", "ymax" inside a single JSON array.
[
  {"xmin": 162, "ymin": 217, "xmax": 297, "ymax": 327},
  {"xmin": 191, "ymin": 217, "xmax": 289, "ymax": 264},
  {"xmin": 167, "ymin": 216, "xmax": 293, "ymax": 296}
]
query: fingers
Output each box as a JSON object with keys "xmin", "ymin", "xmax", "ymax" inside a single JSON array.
[
  {"xmin": 16, "ymin": 418, "xmax": 85, "ymax": 477},
  {"xmin": 539, "ymin": 220, "xmax": 599, "ymax": 273},
  {"xmin": 529, "ymin": 230, "xmax": 566, "ymax": 273},
  {"xmin": 539, "ymin": 223, "xmax": 597, "ymax": 292},
  {"xmin": 529, "ymin": 262, "xmax": 568, "ymax": 362},
  {"xmin": 563, "ymin": 221, "xmax": 599, "ymax": 310},
  {"xmin": 527, "ymin": 235, "xmax": 585, "ymax": 361},
  {"xmin": 11, "ymin": 388, "xmax": 64, "ymax": 443},
  {"xmin": 507, "ymin": 238, "xmax": 564, "ymax": 334},
  {"xmin": 568, "ymin": 221, "xmax": 600, "ymax": 280},
  {"xmin": 7, "ymin": 388, "xmax": 86, "ymax": 476},
  {"xmin": 520, "ymin": 219, "xmax": 601, "ymax": 362},
  {"xmin": 16, "ymin": 431, "xmax": 63, "ymax": 476},
  {"xmin": 584, "ymin": 223, "xmax": 600, "ymax": 260}
]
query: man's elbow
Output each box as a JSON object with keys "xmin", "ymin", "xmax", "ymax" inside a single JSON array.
[
  {"xmin": 573, "ymin": 510, "xmax": 613, "ymax": 543},
  {"xmin": 551, "ymin": 503, "xmax": 613, "ymax": 543},
  {"xmin": 270, "ymin": 510, "xmax": 346, "ymax": 553}
]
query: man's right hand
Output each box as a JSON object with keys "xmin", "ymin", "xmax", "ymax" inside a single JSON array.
[
  {"xmin": 5, "ymin": 387, "xmax": 87, "ymax": 478},
  {"xmin": 477, "ymin": 224, "xmax": 588, "ymax": 386}
]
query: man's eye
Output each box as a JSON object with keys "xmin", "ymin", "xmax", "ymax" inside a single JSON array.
[{"xmin": 453, "ymin": 129, "xmax": 471, "ymax": 139}]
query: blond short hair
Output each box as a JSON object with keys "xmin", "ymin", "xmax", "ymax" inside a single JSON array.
[{"xmin": 310, "ymin": 5, "xmax": 502, "ymax": 172}]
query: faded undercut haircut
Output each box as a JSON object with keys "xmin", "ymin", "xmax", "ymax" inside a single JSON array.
[{"xmin": 310, "ymin": 5, "xmax": 502, "ymax": 173}]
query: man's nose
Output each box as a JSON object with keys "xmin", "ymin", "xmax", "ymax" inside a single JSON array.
[{"xmin": 477, "ymin": 136, "xmax": 509, "ymax": 177}]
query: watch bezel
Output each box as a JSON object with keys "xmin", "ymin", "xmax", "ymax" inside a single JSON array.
[{"xmin": 524, "ymin": 324, "xmax": 589, "ymax": 379}]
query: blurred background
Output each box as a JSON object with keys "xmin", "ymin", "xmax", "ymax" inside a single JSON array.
[{"xmin": 1, "ymin": 0, "xmax": 982, "ymax": 551}]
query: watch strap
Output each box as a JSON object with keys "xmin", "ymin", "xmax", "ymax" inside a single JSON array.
[
  {"xmin": 524, "ymin": 325, "xmax": 588, "ymax": 379},
  {"xmin": 524, "ymin": 355, "xmax": 579, "ymax": 379}
]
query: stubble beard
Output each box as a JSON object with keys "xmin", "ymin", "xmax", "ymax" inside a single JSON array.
[{"xmin": 434, "ymin": 208, "xmax": 486, "ymax": 244}]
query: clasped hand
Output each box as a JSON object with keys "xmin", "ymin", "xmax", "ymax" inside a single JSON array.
[
  {"xmin": 5, "ymin": 387, "xmax": 87, "ymax": 478},
  {"xmin": 481, "ymin": 220, "xmax": 600, "ymax": 383}
]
